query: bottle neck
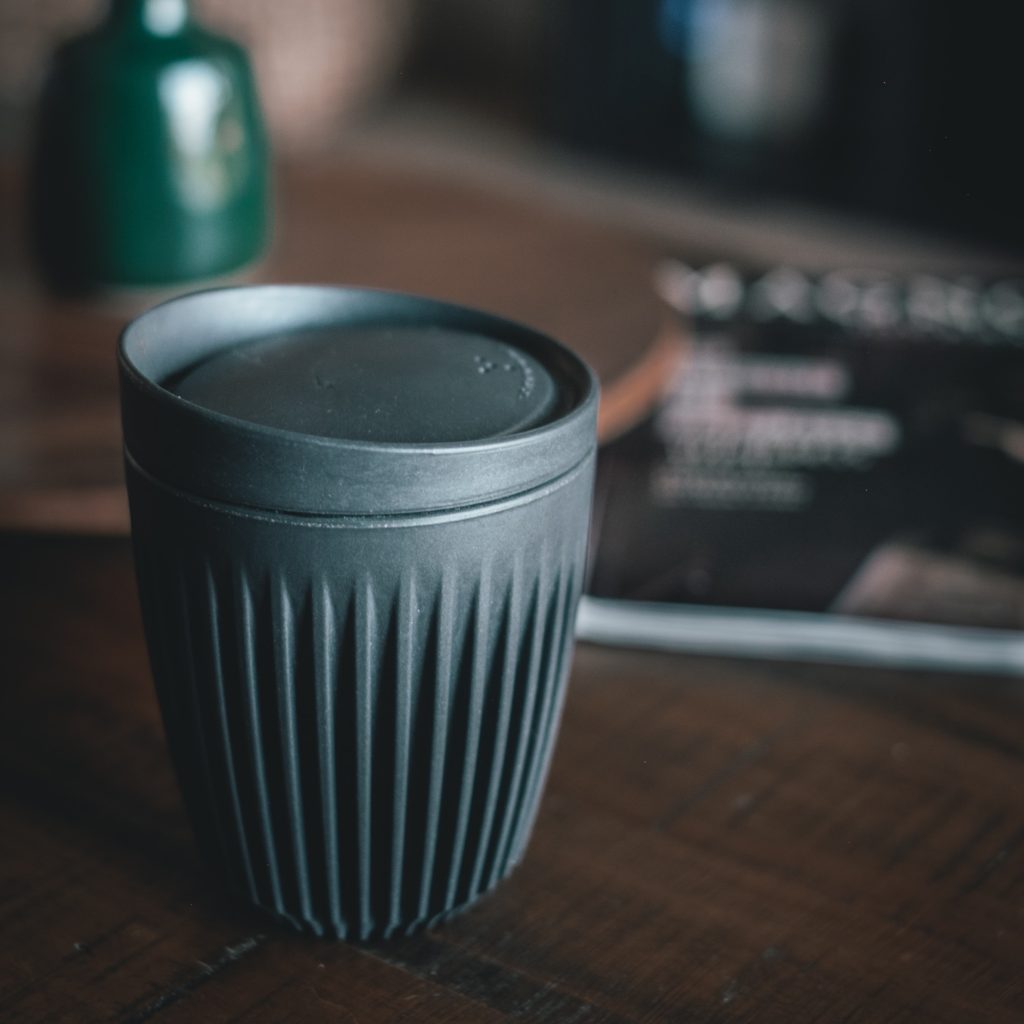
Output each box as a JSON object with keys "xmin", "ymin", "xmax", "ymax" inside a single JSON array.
[{"xmin": 109, "ymin": 0, "xmax": 192, "ymax": 35}]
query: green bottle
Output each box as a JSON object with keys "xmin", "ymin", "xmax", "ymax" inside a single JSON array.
[{"xmin": 32, "ymin": 0, "xmax": 270, "ymax": 292}]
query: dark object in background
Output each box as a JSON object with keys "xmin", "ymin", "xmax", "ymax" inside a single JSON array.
[
  {"xmin": 583, "ymin": 261, "xmax": 1024, "ymax": 673},
  {"xmin": 546, "ymin": 0, "xmax": 1024, "ymax": 251},
  {"xmin": 119, "ymin": 286, "xmax": 598, "ymax": 940},
  {"xmin": 31, "ymin": 0, "xmax": 269, "ymax": 293}
]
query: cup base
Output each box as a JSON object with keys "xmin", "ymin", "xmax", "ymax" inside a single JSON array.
[{"xmin": 246, "ymin": 859, "xmax": 521, "ymax": 942}]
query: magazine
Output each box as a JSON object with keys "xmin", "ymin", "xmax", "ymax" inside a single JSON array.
[{"xmin": 579, "ymin": 261, "xmax": 1024, "ymax": 674}]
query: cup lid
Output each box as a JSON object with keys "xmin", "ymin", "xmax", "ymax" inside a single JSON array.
[{"xmin": 118, "ymin": 285, "xmax": 599, "ymax": 515}]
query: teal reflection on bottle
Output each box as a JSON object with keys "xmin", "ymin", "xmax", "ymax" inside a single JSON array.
[{"xmin": 32, "ymin": 0, "xmax": 270, "ymax": 292}]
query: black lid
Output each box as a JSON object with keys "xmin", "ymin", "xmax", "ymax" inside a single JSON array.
[{"xmin": 118, "ymin": 285, "xmax": 598, "ymax": 515}]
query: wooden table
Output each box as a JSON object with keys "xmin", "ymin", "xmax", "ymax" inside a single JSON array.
[
  {"xmin": 2, "ymin": 151, "xmax": 1023, "ymax": 1022},
  {"xmin": 3, "ymin": 535, "xmax": 1023, "ymax": 1022}
]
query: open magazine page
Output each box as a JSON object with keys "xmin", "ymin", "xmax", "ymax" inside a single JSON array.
[{"xmin": 580, "ymin": 262, "xmax": 1024, "ymax": 673}]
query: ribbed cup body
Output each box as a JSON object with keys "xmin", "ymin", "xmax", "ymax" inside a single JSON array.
[{"xmin": 127, "ymin": 454, "xmax": 593, "ymax": 940}]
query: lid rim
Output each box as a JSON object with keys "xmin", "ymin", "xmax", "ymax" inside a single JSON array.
[
  {"xmin": 118, "ymin": 285, "xmax": 599, "ymax": 516},
  {"xmin": 123, "ymin": 442, "xmax": 596, "ymax": 523}
]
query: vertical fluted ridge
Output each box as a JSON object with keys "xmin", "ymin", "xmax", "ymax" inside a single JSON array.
[
  {"xmin": 386, "ymin": 572, "xmax": 416, "ymax": 937},
  {"xmin": 490, "ymin": 555, "xmax": 561, "ymax": 880},
  {"xmin": 273, "ymin": 578, "xmax": 317, "ymax": 933},
  {"xmin": 354, "ymin": 573, "xmax": 376, "ymax": 938},
  {"xmin": 312, "ymin": 577, "xmax": 343, "ymax": 937},
  {"xmin": 202, "ymin": 559, "xmax": 258, "ymax": 900},
  {"xmin": 174, "ymin": 560, "xmax": 231, "ymax": 878},
  {"xmin": 416, "ymin": 566, "xmax": 456, "ymax": 925},
  {"xmin": 467, "ymin": 555, "xmax": 524, "ymax": 899},
  {"xmin": 236, "ymin": 568, "xmax": 292, "ymax": 925},
  {"xmin": 139, "ymin": 524, "xmax": 586, "ymax": 940},
  {"xmin": 509, "ymin": 566, "xmax": 579, "ymax": 864},
  {"xmin": 443, "ymin": 558, "xmax": 493, "ymax": 909}
]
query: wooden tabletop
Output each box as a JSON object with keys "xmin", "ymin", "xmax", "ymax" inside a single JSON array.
[
  {"xmin": 3, "ymin": 535, "xmax": 1023, "ymax": 1023},
  {"xmin": 4, "ymin": 142, "xmax": 1023, "ymax": 1023}
]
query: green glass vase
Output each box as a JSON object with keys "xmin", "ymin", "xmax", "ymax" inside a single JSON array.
[{"xmin": 32, "ymin": 0, "xmax": 270, "ymax": 292}]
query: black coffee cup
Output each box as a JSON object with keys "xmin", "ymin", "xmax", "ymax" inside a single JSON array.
[{"xmin": 118, "ymin": 286, "xmax": 597, "ymax": 940}]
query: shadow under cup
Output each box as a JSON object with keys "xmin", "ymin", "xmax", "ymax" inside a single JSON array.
[{"xmin": 118, "ymin": 286, "xmax": 598, "ymax": 940}]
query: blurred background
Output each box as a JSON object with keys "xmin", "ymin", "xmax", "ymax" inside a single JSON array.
[
  {"xmin": 1, "ymin": 0, "xmax": 1021, "ymax": 252},
  {"xmin": 1, "ymin": 0, "xmax": 1021, "ymax": 540}
]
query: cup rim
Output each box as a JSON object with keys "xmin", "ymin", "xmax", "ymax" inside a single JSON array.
[{"xmin": 118, "ymin": 284, "xmax": 600, "ymax": 516}]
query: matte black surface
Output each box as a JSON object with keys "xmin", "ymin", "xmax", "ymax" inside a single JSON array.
[
  {"xmin": 127, "ymin": 440, "xmax": 594, "ymax": 940},
  {"xmin": 172, "ymin": 324, "xmax": 560, "ymax": 443},
  {"xmin": 120, "ymin": 285, "xmax": 599, "ymax": 940},
  {"xmin": 120, "ymin": 286, "xmax": 598, "ymax": 515}
]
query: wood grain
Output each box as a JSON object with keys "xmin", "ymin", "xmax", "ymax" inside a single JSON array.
[
  {"xmin": 0, "ymin": 156, "xmax": 665, "ymax": 536},
  {"xmin": 2, "ymin": 536, "xmax": 1022, "ymax": 1023}
]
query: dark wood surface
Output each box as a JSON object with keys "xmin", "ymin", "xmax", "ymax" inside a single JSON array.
[
  {"xmin": 2, "ymin": 535, "xmax": 1023, "ymax": 1023},
  {"xmin": 3, "ymin": 144, "xmax": 1022, "ymax": 1023},
  {"xmin": 0, "ymin": 157, "xmax": 668, "ymax": 535}
]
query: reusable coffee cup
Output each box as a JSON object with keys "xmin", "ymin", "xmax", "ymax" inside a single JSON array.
[{"xmin": 118, "ymin": 285, "xmax": 597, "ymax": 940}]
